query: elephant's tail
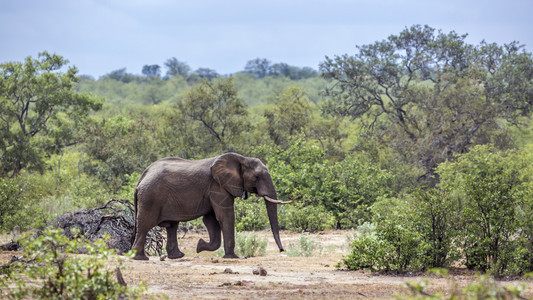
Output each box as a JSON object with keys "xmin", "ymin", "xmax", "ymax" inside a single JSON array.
[{"xmin": 131, "ymin": 187, "xmax": 138, "ymax": 248}]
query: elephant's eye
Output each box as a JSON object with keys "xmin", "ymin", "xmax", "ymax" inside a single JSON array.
[{"xmin": 255, "ymin": 175, "xmax": 260, "ymax": 181}]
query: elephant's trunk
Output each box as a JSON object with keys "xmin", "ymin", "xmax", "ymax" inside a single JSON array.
[
  {"xmin": 258, "ymin": 169, "xmax": 288, "ymax": 252},
  {"xmin": 263, "ymin": 189, "xmax": 285, "ymax": 252}
]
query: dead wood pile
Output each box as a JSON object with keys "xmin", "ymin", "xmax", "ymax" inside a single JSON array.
[{"xmin": 49, "ymin": 198, "xmax": 165, "ymax": 256}]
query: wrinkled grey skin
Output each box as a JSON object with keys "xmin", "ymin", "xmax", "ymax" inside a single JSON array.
[{"xmin": 131, "ymin": 153, "xmax": 285, "ymax": 260}]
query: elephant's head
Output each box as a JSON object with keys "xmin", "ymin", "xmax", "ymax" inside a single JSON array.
[{"xmin": 211, "ymin": 152, "xmax": 291, "ymax": 252}]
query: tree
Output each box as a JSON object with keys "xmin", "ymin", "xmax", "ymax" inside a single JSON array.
[
  {"xmin": 194, "ymin": 68, "xmax": 219, "ymax": 80},
  {"xmin": 269, "ymin": 63, "xmax": 291, "ymax": 77},
  {"xmin": 320, "ymin": 25, "xmax": 533, "ymax": 179},
  {"xmin": 244, "ymin": 58, "xmax": 271, "ymax": 78},
  {"xmin": 142, "ymin": 78, "xmax": 165, "ymax": 105},
  {"xmin": 0, "ymin": 52, "xmax": 101, "ymax": 177},
  {"xmin": 264, "ymin": 86, "xmax": 312, "ymax": 147},
  {"xmin": 101, "ymin": 68, "xmax": 137, "ymax": 83},
  {"xmin": 177, "ymin": 78, "xmax": 249, "ymax": 152},
  {"xmin": 141, "ymin": 64, "xmax": 161, "ymax": 78},
  {"xmin": 164, "ymin": 57, "xmax": 190, "ymax": 78},
  {"xmin": 81, "ymin": 113, "xmax": 160, "ymax": 189},
  {"xmin": 270, "ymin": 63, "xmax": 318, "ymax": 79}
]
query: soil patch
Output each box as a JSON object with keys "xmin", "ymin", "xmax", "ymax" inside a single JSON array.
[{"xmin": 120, "ymin": 230, "xmax": 533, "ymax": 299}]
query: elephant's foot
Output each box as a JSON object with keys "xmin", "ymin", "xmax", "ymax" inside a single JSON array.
[
  {"xmin": 133, "ymin": 253, "xmax": 149, "ymax": 260},
  {"xmin": 223, "ymin": 253, "xmax": 239, "ymax": 259},
  {"xmin": 167, "ymin": 249, "xmax": 185, "ymax": 259},
  {"xmin": 196, "ymin": 238, "xmax": 220, "ymax": 253}
]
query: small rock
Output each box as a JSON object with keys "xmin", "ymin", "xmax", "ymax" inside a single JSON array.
[
  {"xmin": 219, "ymin": 280, "xmax": 254, "ymax": 287},
  {"xmin": 223, "ymin": 268, "xmax": 239, "ymax": 274},
  {"xmin": 219, "ymin": 282, "xmax": 232, "ymax": 287},
  {"xmin": 238, "ymin": 280, "xmax": 255, "ymax": 286},
  {"xmin": 252, "ymin": 267, "xmax": 267, "ymax": 276},
  {"xmin": 160, "ymin": 255, "xmax": 167, "ymax": 261}
]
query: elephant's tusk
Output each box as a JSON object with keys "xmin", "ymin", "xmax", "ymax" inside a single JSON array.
[{"xmin": 264, "ymin": 196, "xmax": 293, "ymax": 205}]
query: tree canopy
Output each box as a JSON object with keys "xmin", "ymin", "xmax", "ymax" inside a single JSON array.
[
  {"xmin": 141, "ymin": 64, "xmax": 161, "ymax": 78},
  {"xmin": 320, "ymin": 25, "xmax": 533, "ymax": 179},
  {"xmin": 164, "ymin": 57, "xmax": 191, "ymax": 78},
  {"xmin": 177, "ymin": 78, "xmax": 249, "ymax": 153},
  {"xmin": 0, "ymin": 52, "xmax": 101, "ymax": 177}
]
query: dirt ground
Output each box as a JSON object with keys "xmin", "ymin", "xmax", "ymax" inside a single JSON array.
[{"xmin": 2, "ymin": 230, "xmax": 532, "ymax": 299}]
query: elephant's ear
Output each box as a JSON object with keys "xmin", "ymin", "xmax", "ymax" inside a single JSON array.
[{"xmin": 211, "ymin": 153, "xmax": 245, "ymax": 197}]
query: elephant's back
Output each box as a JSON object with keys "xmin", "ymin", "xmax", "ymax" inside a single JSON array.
[{"xmin": 137, "ymin": 156, "xmax": 214, "ymax": 190}]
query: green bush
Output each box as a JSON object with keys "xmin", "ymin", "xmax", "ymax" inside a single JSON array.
[
  {"xmin": 0, "ymin": 177, "xmax": 43, "ymax": 232},
  {"xmin": 286, "ymin": 234, "xmax": 323, "ymax": 257},
  {"xmin": 376, "ymin": 219, "xmax": 428, "ymax": 272},
  {"xmin": 279, "ymin": 203, "xmax": 336, "ymax": 232},
  {"xmin": 340, "ymin": 191, "xmax": 454, "ymax": 272},
  {"xmin": 1, "ymin": 153, "xmax": 117, "ymax": 231},
  {"xmin": 405, "ymin": 189, "xmax": 457, "ymax": 268},
  {"xmin": 0, "ymin": 228, "xmax": 146, "ymax": 299},
  {"xmin": 439, "ymin": 145, "xmax": 533, "ymax": 275},
  {"xmin": 260, "ymin": 140, "xmax": 395, "ymax": 230},
  {"xmin": 235, "ymin": 232, "xmax": 267, "ymax": 257},
  {"xmin": 340, "ymin": 217, "xmax": 428, "ymax": 272},
  {"xmin": 338, "ymin": 235, "xmax": 387, "ymax": 271},
  {"xmin": 0, "ymin": 178, "xmax": 23, "ymax": 232},
  {"xmin": 234, "ymin": 196, "xmax": 268, "ymax": 231},
  {"xmin": 340, "ymin": 146, "xmax": 533, "ymax": 276}
]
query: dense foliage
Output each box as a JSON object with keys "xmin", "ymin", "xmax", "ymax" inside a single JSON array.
[
  {"xmin": 339, "ymin": 146, "xmax": 533, "ymax": 276},
  {"xmin": 0, "ymin": 52, "xmax": 101, "ymax": 177},
  {"xmin": 0, "ymin": 228, "xmax": 145, "ymax": 299},
  {"xmin": 1, "ymin": 25, "xmax": 532, "ymax": 277}
]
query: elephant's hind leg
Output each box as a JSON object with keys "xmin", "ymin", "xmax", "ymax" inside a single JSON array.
[
  {"xmin": 165, "ymin": 222, "xmax": 185, "ymax": 259},
  {"xmin": 197, "ymin": 211, "xmax": 222, "ymax": 252},
  {"xmin": 132, "ymin": 227, "xmax": 150, "ymax": 260}
]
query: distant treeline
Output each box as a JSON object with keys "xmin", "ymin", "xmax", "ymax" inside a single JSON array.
[{"xmin": 82, "ymin": 57, "xmax": 318, "ymax": 82}]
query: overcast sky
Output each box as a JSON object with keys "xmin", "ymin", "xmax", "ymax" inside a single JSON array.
[{"xmin": 1, "ymin": 0, "xmax": 532, "ymax": 78}]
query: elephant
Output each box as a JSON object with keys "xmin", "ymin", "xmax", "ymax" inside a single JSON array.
[{"xmin": 131, "ymin": 152, "xmax": 292, "ymax": 260}]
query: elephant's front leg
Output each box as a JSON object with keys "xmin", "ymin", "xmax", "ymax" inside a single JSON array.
[
  {"xmin": 166, "ymin": 222, "xmax": 185, "ymax": 259},
  {"xmin": 196, "ymin": 211, "xmax": 221, "ymax": 252},
  {"xmin": 216, "ymin": 206, "xmax": 238, "ymax": 259}
]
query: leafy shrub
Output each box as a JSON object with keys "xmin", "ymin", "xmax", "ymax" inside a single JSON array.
[
  {"xmin": 0, "ymin": 178, "xmax": 23, "ymax": 232},
  {"xmin": 439, "ymin": 145, "xmax": 533, "ymax": 275},
  {"xmin": 404, "ymin": 189, "xmax": 457, "ymax": 268},
  {"xmin": 340, "ymin": 193, "xmax": 453, "ymax": 272},
  {"xmin": 286, "ymin": 234, "xmax": 323, "ymax": 257},
  {"xmin": 340, "ymin": 146, "xmax": 533, "ymax": 276},
  {"xmin": 376, "ymin": 219, "xmax": 428, "ymax": 272},
  {"xmin": 235, "ymin": 232, "xmax": 267, "ymax": 257},
  {"xmin": 279, "ymin": 203, "xmax": 335, "ymax": 232},
  {"xmin": 338, "ymin": 234, "xmax": 389, "ymax": 271},
  {"xmin": 0, "ymin": 228, "xmax": 146, "ymax": 299},
  {"xmin": 258, "ymin": 139, "xmax": 395, "ymax": 230},
  {"xmin": 235, "ymin": 196, "xmax": 268, "ymax": 231},
  {"xmin": 340, "ymin": 219, "xmax": 428, "ymax": 272},
  {"xmin": 0, "ymin": 177, "xmax": 43, "ymax": 232}
]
